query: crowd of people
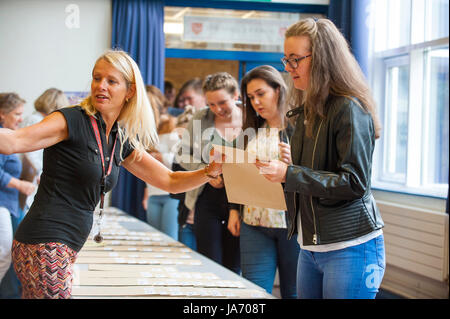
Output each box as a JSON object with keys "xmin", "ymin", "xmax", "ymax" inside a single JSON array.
[{"xmin": 0, "ymin": 18, "xmax": 385, "ymax": 299}]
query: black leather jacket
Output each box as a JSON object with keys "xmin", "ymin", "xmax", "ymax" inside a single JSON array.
[{"xmin": 284, "ymin": 96, "xmax": 384, "ymax": 246}]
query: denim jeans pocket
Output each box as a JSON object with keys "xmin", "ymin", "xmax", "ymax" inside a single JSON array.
[{"xmin": 374, "ymin": 234, "xmax": 386, "ymax": 270}]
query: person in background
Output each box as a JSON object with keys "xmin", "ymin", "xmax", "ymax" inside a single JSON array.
[
  {"xmin": 142, "ymin": 114, "xmax": 181, "ymax": 240},
  {"xmin": 177, "ymin": 72, "xmax": 242, "ymax": 274},
  {"xmin": 164, "ymin": 80, "xmax": 176, "ymax": 109},
  {"xmin": 170, "ymin": 105, "xmax": 196, "ymax": 250},
  {"xmin": 0, "ymin": 50, "xmax": 223, "ymax": 299},
  {"xmin": 20, "ymin": 88, "xmax": 70, "ymax": 212},
  {"xmin": 0, "ymin": 88, "xmax": 69, "ymax": 299},
  {"xmin": 146, "ymin": 84, "xmax": 165, "ymax": 119},
  {"xmin": 145, "ymin": 85, "xmax": 162, "ymax": 125},
  {"xmin": 169, "ymin": 77, "xmax": 208, "ymax": 248},
  {"xmin": 227, "ymin": 65, "xmax": 300, "ymax": 298},
  {"xmin": 256, "ymin": 18, "xmax": 385, "ymax": 299},
  {"xmin": 0, "ymin": 93, "xmax": 35, "ymax": 285},
  {"xmin": 171, "ymin": 78, "xmax": 206, "ymax": 116}
]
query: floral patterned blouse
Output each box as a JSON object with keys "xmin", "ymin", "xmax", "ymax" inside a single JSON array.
[{"xmin": 243, "ymin": 127, "xmax": 287, "ymax": 229}]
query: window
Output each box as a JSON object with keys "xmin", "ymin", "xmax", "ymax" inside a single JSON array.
[{"xmin": 368, "ymin": 0, "xmax": 449, "ymax": 198}]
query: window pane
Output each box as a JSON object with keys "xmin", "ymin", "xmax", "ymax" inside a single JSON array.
[
  {"xmin": 382, "ymin": 64, "xmax": 409, "ymax": 182},
  {"xmin": 426, "ymin": 0, "xmax": 449, "ymax": 41},
  {"xmin": 424, "ymin": 47, "xmax": 449, "ymax": 185},
  {"xmin": 372, "ymin": 0, "xmax": 411, "ymax": 52}
]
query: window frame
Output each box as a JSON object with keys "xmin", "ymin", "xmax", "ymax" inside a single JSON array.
[{"xmin": 371, "ymin": 35, "xmax": 449, "ymax": 199}]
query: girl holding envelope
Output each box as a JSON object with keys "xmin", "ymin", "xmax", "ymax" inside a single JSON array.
[{"xmin": 227, "ymin": 65, "xmax": 300, "ymax": 298}]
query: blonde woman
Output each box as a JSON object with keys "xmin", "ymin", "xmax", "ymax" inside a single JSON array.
[
  {"xmin": 0, "ymin": 50, "xmax": 222, "ymax": 299},
  {"xmin": 256, "ymin": 18, "xmax": 385, "ymax": 299}
]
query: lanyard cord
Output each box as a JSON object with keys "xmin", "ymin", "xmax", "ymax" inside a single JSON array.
[{"xmin": 90, "ymin": 115, "xmax": 118, "ymax": 242}]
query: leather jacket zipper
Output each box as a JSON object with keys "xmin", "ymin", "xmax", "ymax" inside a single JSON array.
[{"xmin": 310, "ymin": 119, "xmax": 323, "ymax": 244}]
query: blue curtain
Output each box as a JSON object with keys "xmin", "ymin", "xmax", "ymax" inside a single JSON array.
[
  {"xmin": 328, "ymin": 0, "xmax": 371, "ymax": 77},
  {"xmin": 110, "ymin": 0, "xmax": 165, "ymax": 221}
]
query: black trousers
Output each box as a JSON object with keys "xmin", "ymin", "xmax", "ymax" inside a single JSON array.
[{"xmin": 194, "ymin": 184, "xmax": 240, "ymax": 274}]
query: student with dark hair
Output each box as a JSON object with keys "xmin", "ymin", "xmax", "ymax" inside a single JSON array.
[{"xmin": 227, "ymin": 65, "xmax": 300, "ymax": 298}]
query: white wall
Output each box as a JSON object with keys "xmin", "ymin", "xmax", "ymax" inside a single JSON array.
[{"xmin": 0, "ymin": 0, "xmax": 111, "ymax": 116}]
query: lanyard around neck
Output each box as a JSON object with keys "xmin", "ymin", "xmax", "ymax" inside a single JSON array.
[{"xmin": 89, "ymin": 115, "xmax": 118, "ymax": 195}]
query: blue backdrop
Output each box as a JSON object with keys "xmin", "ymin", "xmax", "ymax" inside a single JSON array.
[
  {"xmin": 110, "ymin": 0, "xmax": 165, "ymax": 221},
  {"xmin": 328, "ymin": 0, "xmax": 371, "ymax": 77}
]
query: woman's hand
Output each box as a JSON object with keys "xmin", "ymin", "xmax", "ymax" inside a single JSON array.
[
  {"xmin": 208, "ymin": 174, "xmax": 224, "ymax": 188},
  {"xmin": 279, "ymin": 142, "xmax": 292, "ymax": 165},
  {"xmin": 255, "ymin": 159, "xmax": 288, "ymax": 183},
  {"xmin": 7, "ymin": 177, "xmax": 35, "ymax": 195},
  {"xmin": 206, "ymin": 147, "xmax": 224, "ymax": 178},
  {"xmin": 16, "ymin": 180, "xmax": 36, "ymax": 196},
  {"xmin": 227, "ymin": 209, "xmax": 241, "ymax": 237}
]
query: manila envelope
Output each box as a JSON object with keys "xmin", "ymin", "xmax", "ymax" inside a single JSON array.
[{"xmin": 212, "ymin": 144, "xmax": 287, "ymax": 211}]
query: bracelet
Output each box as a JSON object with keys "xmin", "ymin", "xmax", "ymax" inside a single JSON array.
[{"xmin": 204, "ymin": 164, "xmax": 219, "ymax": 179}]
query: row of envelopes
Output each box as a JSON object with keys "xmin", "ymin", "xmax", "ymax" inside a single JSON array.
[{"xmin": 72, "ymin": 207, "xmax": 269, "ymax": 298}]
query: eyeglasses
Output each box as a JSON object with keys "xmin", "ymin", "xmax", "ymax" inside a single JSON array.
[{"xmin": 281, "ymin": 54, "xmax": 312, "ymax": 69}]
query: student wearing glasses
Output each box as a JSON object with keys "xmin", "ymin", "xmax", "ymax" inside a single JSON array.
[{"xmin": 256, "ymin": 18, "xmax": 385, "ymax": 299}]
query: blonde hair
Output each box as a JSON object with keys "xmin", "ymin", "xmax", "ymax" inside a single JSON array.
[
  {"xmin": 80, "ymin": 50, "xmax": 158, "ymax": 160},
  {"xmin": 285, "ymin": 18, "xmax": 381, "ymax": 138},
  {"xmin": 34, "ymin": 88, "xmax": 69, "ymax": 115}
]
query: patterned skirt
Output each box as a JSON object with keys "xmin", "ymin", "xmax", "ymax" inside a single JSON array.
[{"xmin": 11, "ymin": 240, "xmax": 78, "ymax": 299}]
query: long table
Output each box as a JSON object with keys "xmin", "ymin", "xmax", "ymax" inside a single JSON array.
[{"xmin": 72, "ymin": 207, "xmax": 275, "ymax": 299}]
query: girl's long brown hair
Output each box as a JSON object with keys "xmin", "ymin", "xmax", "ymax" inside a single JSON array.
[{"xmin": 285, "ymin": 18, "xmax": 381, "ymax": 139}]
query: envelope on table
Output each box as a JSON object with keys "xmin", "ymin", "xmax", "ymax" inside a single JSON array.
[{"xmin": 212, "ymin": 144, "xmax": 287, "ymax": 211}]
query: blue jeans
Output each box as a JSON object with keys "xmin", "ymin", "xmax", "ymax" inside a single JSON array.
[
  {"xmin": 240, "ymin": 222, "xmax": 300, "ymax": 298},
  {"xmin": 146, "ymin": 195, "xmax": 179, "ymax": 241},
  {"xmin": 0, "ymin": 208, "xmax": 25, "ymax": 299},
  {"xmin": 178, "ymin": 223, "xmax": 197, "ymax": 251},
  {"xmin": 297, "ymin": 234, "xmax": 386, "ymax": 299}
]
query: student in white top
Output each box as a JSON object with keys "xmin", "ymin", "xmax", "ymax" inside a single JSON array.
[{"xmin": 142, "ymin": 114, "xmax": 181, "ymax": 240}]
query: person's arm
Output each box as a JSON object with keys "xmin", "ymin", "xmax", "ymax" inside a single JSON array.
[
  {"xmin": 6, "ymin": 177, "xmax": 35, "ymax": 196},
  {"xmin": 122, "ymin": 149, "xmax": 222, "ymax": 195},
  {"xmin": 0, "ymin": 156, "xmax": 36, "ymax": 195},
  {"xmin": 227, "ymin": 208, "xmax": 241, "ymax": 237},
  {"xmin": 175, "ymin": 109, "xmax": 212, "ymax": 172},
  {"xmin": 258, "ymin": 100, "xmax": 375, "ymax": 200},
  {"xmin": 142, "ymin": 186, "xmax": 149, "ymax": 210},
  {"xmin": 0, "ymin": 112, "xmax": 68, "ymax": 155}
]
